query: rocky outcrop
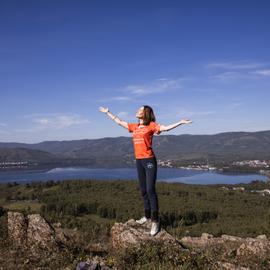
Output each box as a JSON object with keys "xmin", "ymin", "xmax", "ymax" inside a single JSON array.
[
  {"xmin": 6, "ymin": 211, "xmax": 114, "ymax": 269},
  {"xmin": 180, "ymin": 233, "xmax": 270, "ymax": 258},
  {"xmin": 110, "ymin": 219, "xmax": 270, "ymax": 269},
  {"xmin": 6, "ymin": 212, "xmax": 270, "ymax": 269},
  {"xmin": 236, "ymin": 235, "xmax": 270, "ymax": 257},
  {"xmin": 7, "ymin": 211, "xmax": 68, "ymax": 253},
  {"xmin": 111, "ymin": 218, "xmax": 270, "ymax": 258},
  {"xmin": 110, "ymin": 218, "xmax": 187, "ymax": 250}
]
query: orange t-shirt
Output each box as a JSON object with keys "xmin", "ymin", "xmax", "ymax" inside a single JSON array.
[{"xmin": 128, "ymin": 121, "xmax": 161, "ymax": 159}]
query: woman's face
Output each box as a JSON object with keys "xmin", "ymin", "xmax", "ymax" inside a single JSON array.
[{"xmin": 136, "ymin": 106, "xmax": 144, "ymax": 119}]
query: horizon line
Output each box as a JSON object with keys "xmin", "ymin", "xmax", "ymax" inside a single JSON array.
[{"xmin": 0, "ymin": 129, "xmax": 269, "ymax": 145}]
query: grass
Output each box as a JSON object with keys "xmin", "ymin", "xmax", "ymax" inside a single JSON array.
[
  {"xmin": 1, "ymin": 179, "xmax": 270, "ymax": 269},
  {"xmin": 3, "ymin": 201, "xmax": 43, "ymax": 212}
]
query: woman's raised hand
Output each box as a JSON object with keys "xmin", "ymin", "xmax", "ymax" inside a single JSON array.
[
  {"xmin": 99, "ymin": 106, "xmax": 109, "ymax": 113},
  {"xmin": 180, "ymin": 119, "xmax": 193, "ymax": 124}
]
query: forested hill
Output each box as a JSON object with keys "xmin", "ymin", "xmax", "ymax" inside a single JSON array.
[
  {"xmin": 0, "ymin": 130, "xmax": 270, "ymax": 165},
  {"xmin": 0, "ymin": 148, "xmax": 59, "ymax": 163}
]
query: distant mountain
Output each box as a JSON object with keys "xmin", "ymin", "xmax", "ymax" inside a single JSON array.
[
  {"xmin": 0, "ymin": 148, "xmax": 59, "ymax": 163},
  {"xmin": 1, "ymin": 130, "xmax": 270, "ymax": 166}
]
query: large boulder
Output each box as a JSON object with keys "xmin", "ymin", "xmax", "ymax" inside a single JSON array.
[
  {"xmin": 7, "ymin": 211, "xmax": 68, "ymax": 252},
  {"xmin": 27, "ymin": 213, "xmax": 59, "ymax": 251},
  {"xmin": 110, "ymin": 218, "xmax": 187, "ymax": 250}
]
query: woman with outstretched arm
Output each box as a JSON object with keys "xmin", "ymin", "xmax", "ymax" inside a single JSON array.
[{"xmin": 99, "ymin": 105, "xmax": 192, "ymax": 236}]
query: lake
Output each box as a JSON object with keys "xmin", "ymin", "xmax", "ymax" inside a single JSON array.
[{"xmin": 0, "ymin": 167, "xmax": 268, "ymax": 185}]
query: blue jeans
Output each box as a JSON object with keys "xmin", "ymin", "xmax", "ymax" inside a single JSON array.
[{"xmin": 136, "ymin": 156, "xmax": 159, "ymax": 222}]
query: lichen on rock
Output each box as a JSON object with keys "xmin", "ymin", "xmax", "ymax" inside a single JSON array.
[{"xmin": 7, "ymin": 211, "xmax": 68, "ymax": 253}]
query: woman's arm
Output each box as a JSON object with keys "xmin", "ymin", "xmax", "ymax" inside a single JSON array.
[
  {"xmin": 159, "ymin": 119, "xmax": 193, "ymax": 132},
  {"xmin": 99, "ymin": 106, "xmax": 129, "ymax": 129}
]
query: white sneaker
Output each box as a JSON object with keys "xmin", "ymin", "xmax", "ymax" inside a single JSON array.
[
  {"xmin": 135, "ymin": 216, "xmax": 150, "ymax": 224},
  {"xmin": 150, "ymin": 220, "xmax": 160, "ymax": 236}
]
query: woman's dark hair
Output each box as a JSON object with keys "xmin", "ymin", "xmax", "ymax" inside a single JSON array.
[{"xmin": 141, "ymin": 105, "xmax": 156, "ymax": 125}]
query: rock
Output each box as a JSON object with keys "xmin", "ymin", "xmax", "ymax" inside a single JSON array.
[
  {"xmin": 110, "ymin": 218, "xmax": 186, "ymax": 250},
  {"xmin": 236, "ymin": 237, "xmax": 270, "ymax": 257},
  {"xmin": 86, "ymin": 242, "xmax": 107, "ymax": 253},
  {"xmin": 7, "ymin": 211, "xmax": 27, "ymax": 247},
  {"xmin": 180, "ymin": 232, "xmax": 270, "ymax": 261},
  {"xmin": 221, "ymin": 235, "xmax": 243, "ymax": 242},
  {"xmin": 216, "ymin": 261, "xmax": 250, "ymax": 270},
  {"xmin": 76, "ymin": 255, "xmax": 113, "ymax": 270},
  {"xmin": 52, "ymin": 222, "xmax": 62, "ymax": 228},
  {"xmin": 100, "ymin": 264, "xmax": 112, "ymax": 270},
  {"xmin": 201, "ymin": 232, "xmax": 214, "ymax": 239},
  {"xmin": 256, "ymin": 234, "xmax": 267, "ymax": 240},
  {"xmin": 75, "ymin": 261, "xmax": 107, "ymax": 270},
  {"xmin": 27, "ymin": 213, "xmax": 58, "ymax": 250},
  {"xmin": 180, "ymin": 233, "xmax": 225, "ymax": 249},
  {"xmin": 7, "ymin": 211, "xmax": 68, "ymax": 253},
  {"xmin": 76, "ymin": 262, "xmax": 93, "ymax": 270}
]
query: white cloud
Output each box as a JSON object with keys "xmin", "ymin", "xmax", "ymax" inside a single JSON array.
[
  {"xmin": 0, "ymin": 123, "xmax": 6, "ymax": 127},
  {"xmin": 111, "ymin": 96, "xmax": 132, "ymax": 101},
  {"xmin": 17, "ymin": 113, "xmax": 91, "ymax": 132},
  {"xmin": 206, "ymin": 61, "xmax": 270, "ymax": 82},
  {"xmin": 253, "ymin": 69, "xmax": 270, "ymax": 76},
  {"xmin": 175, "ymin": 109, "xmax": 215, "ymax": 118},
  {"xmin": 97, "ymin": 96, "xmax": 133, "ymax": 103},
  {"xmin": 156, "ymin": 78, "xmax": 169, "ymax": 81},
  {"xmin": 227, "ymin": 102, "xmax": 244, "ymax": 110},
  {"xmin": 209, "ymin": 71, "xmax": 242, "ymax": 81},
  {"xmin": 14, "ymin": 127, "xmax": 40, "ymax": 133},
  {"xmin": 116, "ymin": 111, "xmax": 129, "ymax": 118},
  {"xmin": 116, "ymin": 111, "xmax": 135, "ymax": 121},
  {"xmin": 33, "ymin": 114, "xmax": 91, "ymax": 129},
  {"xmin": 206, "ymin": 61, "xmax": 266, "ymax": 70},
  {"xmin": 98, "ymin": 77, "xmax": 185, "ymax": 103},
  {"xmin": 118, "ymin": 77, "xmax": 184, "ymax": 97}
]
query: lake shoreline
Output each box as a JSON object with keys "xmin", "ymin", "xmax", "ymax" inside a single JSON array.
[
  {"xmin": 0, "ymin": 163, "xmax": 266, "ymax": 175},
  {"xmin": 0, "ymin": 166, "xmax": 268, "ymax": 185}
]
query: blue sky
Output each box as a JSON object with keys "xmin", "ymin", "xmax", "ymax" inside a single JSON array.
[{"xmin": 1, "ymin": 0, "xmax": 270, "ymax": 143}]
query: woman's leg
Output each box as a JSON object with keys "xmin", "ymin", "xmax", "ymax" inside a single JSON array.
[
  {"xmin": 142, "ymin": 157, "xmax": 159, "ymax": 222},
  {"xmin": 136, "ymin": 158, "xmax": 151, "ymax": 218}
]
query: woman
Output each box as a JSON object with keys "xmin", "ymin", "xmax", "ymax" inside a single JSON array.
[{"xmin": 99, "ymin": 105, "xmax": 192, "ymax": 236}]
